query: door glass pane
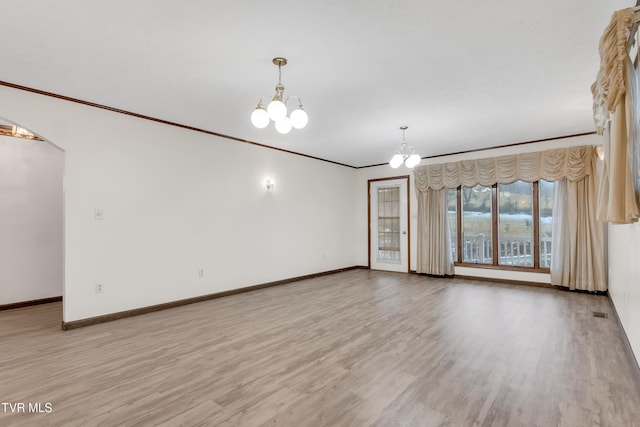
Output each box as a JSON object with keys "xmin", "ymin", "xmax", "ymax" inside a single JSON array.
[
  {"xmin": 539, "ymin": 180, "xmax": 554, "ymax": 268},
  {"xmin": 462, "ymin": 185, "xmax": 492, "ymax": 263},
  {"xmin": 377, "ymin": 186, "xmax": 400, "ymax": 262},
  {"xmin": 447, "ymin": 188, "xmax": 458, "ymax": 261},
  {"xmin": 498, "ymin": 181, "xmax": 533, "ymax": 266}
]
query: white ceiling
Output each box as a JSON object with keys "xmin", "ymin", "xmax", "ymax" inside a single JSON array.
[{"xmin": 0, "ymin": 1, "xmax": 632, "ymax": 167}]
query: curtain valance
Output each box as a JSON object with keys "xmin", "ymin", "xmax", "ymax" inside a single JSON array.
[
  {"xmin": 591, "ymin": 7, "xmax": 636, "ymax": 134},
  {"xmin": 414, "ymin": 146, "xmax": 593, "ymax": 191}
]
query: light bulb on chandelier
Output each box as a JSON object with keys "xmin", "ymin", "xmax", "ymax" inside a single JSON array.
[
  {"xmin": 275, "ymin": 117, "xmax": 293, "ymax": 134},
  {"xmin": 250, "ymin": 107, "xmax": 270, "ymax": 128},
  {"xmin": 389, "ymin": 126, "xmax": 421, "ymax": 169},
  {"xmin": 251, "ymin": 57, "xmax": 308, "ymax": 132}
]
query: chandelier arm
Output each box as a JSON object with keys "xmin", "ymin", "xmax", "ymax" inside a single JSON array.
[
  {"xmin": 284, "ymin": 95, "xmax": 304, "ymax": 107},
  {"xmin": 255, "ymin": 95, "xmax": 275, "ymax": 107}
]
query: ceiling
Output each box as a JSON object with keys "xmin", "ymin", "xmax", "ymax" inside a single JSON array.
[{"xmin": 0, "ymin": 1, "xmax": 632, "ymax": 167}]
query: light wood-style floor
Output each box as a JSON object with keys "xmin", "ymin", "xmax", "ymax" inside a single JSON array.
[{"xmin": 1, "ymin": 270, "xmax": 639, "ymax": 427}]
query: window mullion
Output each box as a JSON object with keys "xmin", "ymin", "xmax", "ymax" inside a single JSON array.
[
  {"xmin": 456, "ymin": 186, "xmax": 462, "ymax": 263},
  {"xmin": 492, "ymin": 183, "xmax": 499, "ymax": 266},
  {"xmin": 533, "ymin": 181, "xmax": 540, "ymax": 269}
]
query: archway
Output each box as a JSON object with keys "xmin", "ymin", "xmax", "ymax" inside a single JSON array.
[{"xmin": 0, "ymin": 118, "xmax": 64, "ymax": 325}]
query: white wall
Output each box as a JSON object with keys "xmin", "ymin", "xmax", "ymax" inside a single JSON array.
[
  {"xmin": 355, "ymin": 133, "xmax": 601, "ymax": 283},
  {"xmin": 0, "ymin": 135, "xmax": 64, "ymax": 305},
  {"xmin": 608, "ymin": 223, "xmax": 640, "ymax": 365},
  {"xmin": 0, "ymin": 85, "xmax": 359, "ymax": 322}
]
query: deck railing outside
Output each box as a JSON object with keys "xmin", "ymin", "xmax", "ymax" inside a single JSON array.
[{"xmin": 454, "ymin": 234, "xmax": 552, "ymax": 267}]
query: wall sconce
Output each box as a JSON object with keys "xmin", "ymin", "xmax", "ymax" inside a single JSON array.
[{"xmin": 265, "ymin": 179, "xmax": 275, "ymax": 192}]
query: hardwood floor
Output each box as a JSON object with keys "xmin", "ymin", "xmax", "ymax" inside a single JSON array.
[{"xmin": 1, "ymin": 270, "xmax": 639, "ymax": 426}]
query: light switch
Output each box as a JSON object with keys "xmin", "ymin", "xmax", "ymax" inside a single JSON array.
[{"xmin": 94, "ymin": 208, "xmax": 104, "ymax": 220}]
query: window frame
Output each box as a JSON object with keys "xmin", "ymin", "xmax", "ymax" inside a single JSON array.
[{"xmin": 452, "ymin": 181, "xmax": 550, "ymax": 273}]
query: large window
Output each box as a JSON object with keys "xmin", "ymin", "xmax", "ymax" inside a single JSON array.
[{"xmin": 450, "ymin": 180, "xmax": 553, "ymax": 271}]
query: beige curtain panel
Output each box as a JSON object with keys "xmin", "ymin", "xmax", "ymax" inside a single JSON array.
[
  {"xmin": 551, "ymin": 153, "xmax": 607, "ymax": 291},
  {"xmin": 414, "ymin": 146, "xmax": 593, "ymax": 191},
  {"xmin": 416, "ymin": 188, "xmax": 454, "ymax": 276},
  {"xmin": 595, "ymin": 59, "xmax": 640, "ymax": 224},
  {"xmin": 591, "ymin": 7, "xmax": 640, "ymax": 224},
  {"xmin": 597, "ymin": 95, "xmax": 640, "ymax": 224}
]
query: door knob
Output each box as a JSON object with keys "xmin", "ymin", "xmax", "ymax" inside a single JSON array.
[{"xmin": 402, "ymin": 231, "xmax": 407, "ymax": 235}]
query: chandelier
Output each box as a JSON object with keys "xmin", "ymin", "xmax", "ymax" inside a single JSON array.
[
  {"xmin": 0, "ymin": 124, "xmax": 41, "ymax": 141},
  {"xmin": 389, "ymin": 126, "xmax": 421, "ymax": 168},
  {"xmin": 250, "ymin": 57, "xmax": 308, "ymax": 134}
]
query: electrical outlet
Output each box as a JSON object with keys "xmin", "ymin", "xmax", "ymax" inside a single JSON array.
[
  {"xmin": 95, "ymin": 283, "xmax": 103, "ymax": 294},
  {"xmin": 198, "ymin": 269, "xmax": 204, "ymax": 278}
]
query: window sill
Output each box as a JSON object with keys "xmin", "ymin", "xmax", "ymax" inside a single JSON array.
[{"xmin": 454, "ymin": 262, "xmax": 550, "ymax": 274}]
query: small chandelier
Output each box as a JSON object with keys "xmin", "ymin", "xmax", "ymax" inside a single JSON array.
[
  {"xmin": 0, "ymin": 124, "xmax": 41, "ymax": 141},
  {"xmin": 389, "ymin": 126, "xmax": 421, "ymax": 168},
  {"xmin": 250, "ymin": 57, "xmax": 308, "ymax": 134}
]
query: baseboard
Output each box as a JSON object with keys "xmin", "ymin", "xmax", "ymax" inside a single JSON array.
[
  {"xmin": 0, "ymin": 296, "xmax": 62, "ymax": 311},
  {"xmin": 454, "ymin": 274, "xmax": 611, "ymax": 295},
  {"xmin": 453, "ymin": 274, "xmax": 554, "ymax": 289},
  {"xmin": 61, "ymin": 266, "xmax": 367, "ymax": 331},
  {"xmin": 607, "ymin": 294, "xmax": 640, "ymax": 385}
]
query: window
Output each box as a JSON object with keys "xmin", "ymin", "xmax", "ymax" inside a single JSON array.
[
  {"xmin": 446, "ymin": 188, "xmax": 458, "ymax": 261},
  {"xmin": 451, "ymin": 180, "xmax": 553, "ymax": 270},
  {"xmin": 377, "ymin": 186, "xmax": 401, "ymax": 262},
  {"xmin": 498, "ymin": 181, "xmax": 533, "ymax": 267},
  {"xmin": 461, "ymin": 185, "xmax": 492, "ymax": 264},
  {"xmin": 539, "ymin": 180, "xmax": 554, "ymax": 268}
]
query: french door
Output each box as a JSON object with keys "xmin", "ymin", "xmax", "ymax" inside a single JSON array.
[{"xmin": 369, "ymin": 177, "xmax": 410, "ymax": 272}]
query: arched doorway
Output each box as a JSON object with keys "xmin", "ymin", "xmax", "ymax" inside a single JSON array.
[{"xmin": 0, "ymin": 119, "xmax": 64, "ymax": 325}]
